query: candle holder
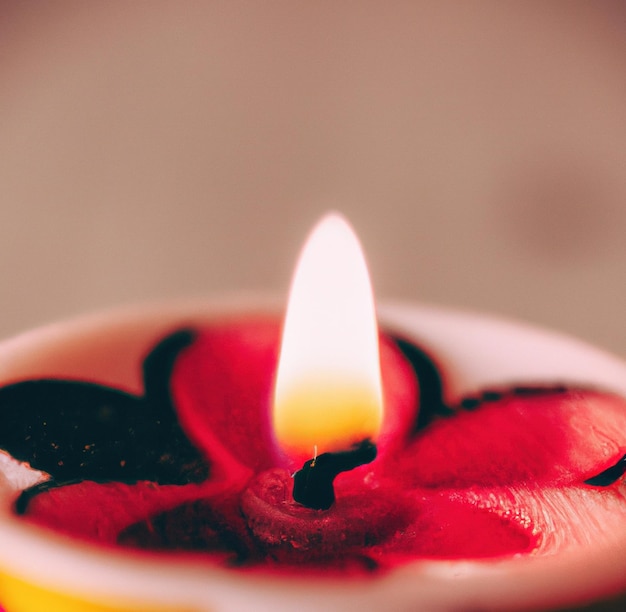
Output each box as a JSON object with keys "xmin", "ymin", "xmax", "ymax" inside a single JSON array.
[{"xmin": 0, "ymin": 297, "xmax": 625, "ymax": 611}]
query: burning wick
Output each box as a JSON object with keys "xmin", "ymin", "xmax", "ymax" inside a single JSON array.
[
  {"xmin": 293, "ymin": 439, "xmax": 377, "ymax": 510},
  {"xmin": 273, "ymin": 212, "xmax": 384, "ymax": 510}
]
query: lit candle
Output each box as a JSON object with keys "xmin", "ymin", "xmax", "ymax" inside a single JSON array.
[
  {"xmin": 274, "ymin": 213, "xmax": 382, "ymax": 509},
  {"xmin": 0, "ymin": 213, "xmax": 625, "ymax": 611}
]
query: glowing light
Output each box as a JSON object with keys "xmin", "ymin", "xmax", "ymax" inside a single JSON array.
[{"xmin": 273, "ymin": 212, "xmax": 383, "ymax": 460}]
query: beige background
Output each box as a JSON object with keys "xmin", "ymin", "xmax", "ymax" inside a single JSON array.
[{"xmin": 1, "ymin": 2, "xmax": 626, "ymax": 355}]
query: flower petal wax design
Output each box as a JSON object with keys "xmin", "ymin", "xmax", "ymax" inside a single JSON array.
[{"xmin": 4, "ymin": 317, "xmax": 626, "ymax": 574}]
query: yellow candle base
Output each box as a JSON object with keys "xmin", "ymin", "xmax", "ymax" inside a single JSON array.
[{"xmin": 0, "ymin": 572, "xmax": 200, "ymax": 612}]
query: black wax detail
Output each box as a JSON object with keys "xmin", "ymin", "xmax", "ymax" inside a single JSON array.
[
  {"xmin": 142, "ymin": 329, "xmax": 193, "ymax": 412},
  {"xmin": 391, "ymin": 336, "xmax": 452, "ymax": 431},
  {"xmin": 392, "ymin": 336, "xmax": 580, "ymax": 434},
  {"xmin": 118, "ymin": 497, "xmax": 252, "ymax": 565},
  {"xmin": 292, "ymin": 439, "xmax": 377, "ymax": 510},
  {"xmin": 15, "ymin": 477, "xmax": 142, "ymax": 515},
  {"xmin": 511, "ymin": 385, "xmax": 567, "ymax": 397},
  {"xmin": 460, "ymin": 397, "xmax": 481, "ymax": 410},
  {"xmin": 458, "ymin": 386, "xmax": 570, "ymax": 412},
  {"xmin": 481, "ymin": 390, "xmax": 503, "ymax": 402},
  {"xmin": 584, "ymin": 454, "xmax": 626, "ymax": 487},
  {"xmin": 15, "ymin": 481, "xmax": 55, "ymax": 515},
  {"xmin": 0, "ymin": 328, "xmax": 209, "ymax": 512}
]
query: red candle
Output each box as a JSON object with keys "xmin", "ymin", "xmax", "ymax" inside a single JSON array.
[{"xmin": 0, "ymin": 214, "xmax": 625, "ymax": 610}]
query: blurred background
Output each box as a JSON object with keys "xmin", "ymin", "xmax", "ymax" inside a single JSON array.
[{"xmin": 1, "ymin": 2, "xmax": 626, "ymax": 354}]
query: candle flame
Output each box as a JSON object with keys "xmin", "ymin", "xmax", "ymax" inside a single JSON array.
[{"xmin": 273, "ymin": 212, "xmax": 383, "ymax": 461}]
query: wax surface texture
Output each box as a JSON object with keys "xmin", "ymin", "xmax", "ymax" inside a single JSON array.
[{"xmin": 3, "ymin": 317, "xmax": 626, "ymax": 574}]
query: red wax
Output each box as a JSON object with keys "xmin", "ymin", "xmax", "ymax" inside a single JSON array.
[{"xmin": 19, "ymin": 317, "xmax": 626, "ymax": 574}]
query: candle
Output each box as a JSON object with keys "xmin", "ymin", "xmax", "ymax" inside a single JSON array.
[{"xmin": 0, "ymin": 214, "xmax": 625, "ymax": 611}]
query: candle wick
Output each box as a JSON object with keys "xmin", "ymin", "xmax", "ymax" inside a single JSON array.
[{"xmin": 292, "ymin": 439, "xmax": 377, "ymax": 510}]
